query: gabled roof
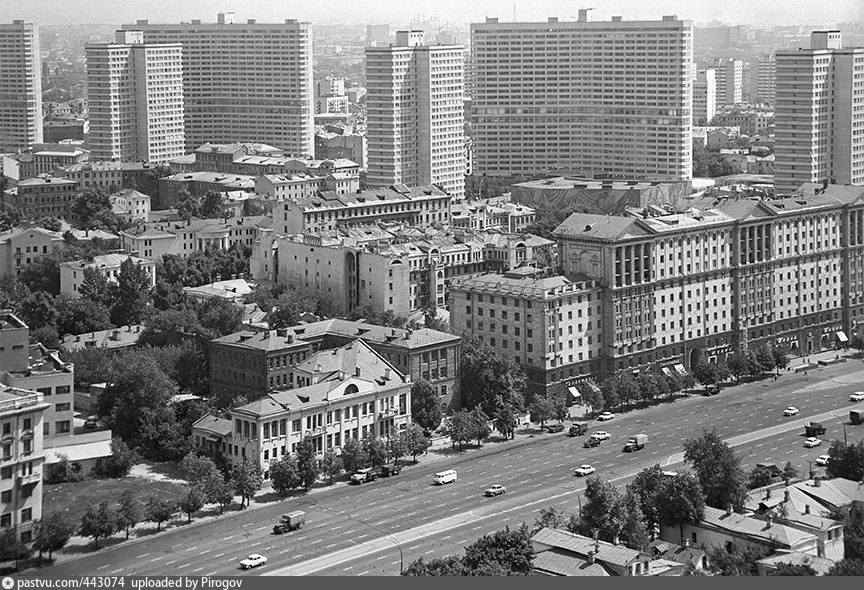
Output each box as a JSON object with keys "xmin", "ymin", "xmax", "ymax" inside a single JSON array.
[
  {"xmin": 231, "ymin": 377, "xmax": 390, "ymax": 418},
  {"xmin": 532, "ymin": 548, "xmax": 612, "ymax": 576},
  {"xmin": 287, "ymin": 318, "xmax": 460, "ymax": 349},
  {"xmin": 794, "ymin": 478, "xmax": 864, "ymax": 510},
  {"xmin": 294, "ymin": 339, "xmax": 404, "ymax": 384},
  {"xmin": 532, "ymin": 528, "xmax": 648, "ymax": 568},
  {"xmin": 553, "ymin": 213, "xmax": 646, "ymax": 240},
  {"xmin": 192, "ymin": 414, "xmax": 233, "ymax": 437},
  {"xmin": 755, "ymin": 551, "xmax": 835, "ymax": 575},
  {"xmin": 211, "ymin": 329, "xmax": 307, "ymax": 352}
]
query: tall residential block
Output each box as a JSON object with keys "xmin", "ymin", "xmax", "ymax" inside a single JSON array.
[
  {"xmin": 470, "ymin": 13, "xmax": 693, "ymax": 181},
  {"xmin": 85, "ymin": 31, "xmax": 185, "ymax": 163},
  {"xmin": 775, "ymin": 31, "xmax": 864, "ymax": 193},
  {"xmin": 693, "ymin": 68, "xmax": 717, "ymax": 125},
  {"xmin": 715, "ymin": 58, "xmax": 743, "ymax": 106},
  {"xmin": 0, "ymin": 21, "xmax": 42, "ymax": 152},
  {"xmin": 756, "ymin": 54, "xmax": 776, "ymax": 104},
  {"xmin": 366, "ymin": 31, "xmax": 466, "ymax": 199},
  {"xmin": 122, "ymin": 14, "xmax": 314, "ymax": 156}
]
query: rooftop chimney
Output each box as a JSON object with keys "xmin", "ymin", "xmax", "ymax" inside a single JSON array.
[
  {"xmin": 355, "ymin": 366, "xmax": 361, "ymax": 377},
  {"xmin": 384, "ymin": 367, "xmax": 391, "ymax": 380},
  {"xmin": 765, "ymin": 489, "xmax": 772, "ymax": 500},
  {"xmin": 805, "ymin": 505, "xmax": 811, "ymax": 514},
  {"xmin": 784, "ymin": 491, "xmax": 790, "ymax": 503},
  {"xmin": 577, "ymin": 8, "xmax": 592, "ymax": 22},
  {"xmin": 612, "ymin": 535, "xmax": 620, "ymax": 546},
  {"xmin": 726, "ymin": 505, "xmax": 733, "ymax": 516}
]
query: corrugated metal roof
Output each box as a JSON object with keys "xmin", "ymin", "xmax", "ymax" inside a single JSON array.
[{"xmin": 44, "ymin": 439, "xmax": 113, "ymax": 464}]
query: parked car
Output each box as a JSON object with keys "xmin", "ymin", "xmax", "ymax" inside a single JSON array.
[
  {"xmin": 850, "ymin": 392, "xmax": 864, "ymax": 402},
  {"xmin": 783, "ymin": 407, "xmax": 800, "ymax": 416},
  {"xmin": 379, "ymin": 463, "xmax": 402, "ymax": 477},
  {"xmin": 573, "ymin": 465, "xmax": 596, "ymax": 477},
  {"xmin": 350, "ymin": 468, "xmax": 378, "ymax": 484},
  {"xmin": 597, "ymin": 412, "xmax": 615, "ymax": 421},
  {"xmin": 484, "ymin": 484, "xmax": 507, "ymax": 497},
  {"xmin": 239, "ymin": 554, "xmax": 267, "ymax": 570},
  {"xmin": 84, "ymin": 416, "xmax": 98, "ymax": 429},
  {"xmin": 545, "ymin": 423, "xmax": 565, "ymax": 433},
  {"xmin": 591, "ymin": 431, "xmax": 610, "ymax": 441},
  {"xmin": 816, "ymin": 455, "xmax": 831, "ymax": 466},
  {"xmin": 804, "ymin": 437, "xmax": 822, "ymax": 448},
  {"xmin": 583, "ymin": 437, "xmax": 601, "ymax": 448}
]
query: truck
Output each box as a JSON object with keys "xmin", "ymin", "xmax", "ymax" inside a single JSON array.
[
  {"xmin": 272, "ymin": 510, "xmax": 305, "ymax": 534},
  {"xmin": 568, "ymin": 423, "xmax": 589, "ymax": 437},
  {"xmin": 852, "ymin": 409, "xmax": 864, "ymax": 425},
  {"xmin": 379, "ymin": 463, "xmax": 402, "ymax": 477},
  {"xmin": 623, "ymin": 434, "xmax": 648, "ymax": 452},
  {"xmin": 804, "ymin": 421, "xmax": 826, "ymax": 437},
  {"xmin": 350, "ymin": 468, "xmax": 378, "ymax": 484}
]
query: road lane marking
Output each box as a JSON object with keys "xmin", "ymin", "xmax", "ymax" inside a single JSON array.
[
  {"xmin": 442, "ymin": 535, "xmax": 453, "ymax": 540},
  {"xmin": 150, "ymin": 556, "xmax": 163, "ymax": 562},
  {"xmin": 310, "ymin": 539, "xmax": 322, "ymax": 544},
  {"xmin": 192, "ymin": 568, "xmax": 204, "ymax": 573},
  {"xmin": 377, "ymin": 555, "xmax": 387, "ymax": 561},
  {"xmin": 200, "ymin": 549, "xmax": 211, "ymax": 555},
  {"xmin": 165, "ymin": 560, "xmax": 177, "ymax": 566},
  {"xmin": 391, "ymin": 561, "xmax": 400, "ymax": 566},
  {"xmin": 250, "ymin": 542, "xmax": 261, "ymax": 548},
  {"xmin": 331, "ymin": 525, "xmax": 343, "ymax": 531},
  {"xmin": 177, "ymin": 564, "xmax": 190, "ymax": 569},
  {"xmin": 501, "ymin": 517, "xmax": 511, "ymax": 522},
  {"xmin": 205, "ymin": 572, "xmax": 218, "ymax": 577},
  {"xmin": 213, "ymin": 553, "xmax": 224, "ymax": 559},
  {"xmin": 136, "ymin": 553, "xmax": 149, "ymax": 559},
  {"xmin": 357, "ymin": 534, "xmax": 369, "ymax": 539},
  {"xmin": 409, "ymin": 545, "xmax": 421, "ymax": 550},
  {"xmin": 472, "ymin": 526, "xmax": 482, "ymax": 531},
  {"xmin": 425, "ymin": 550, "xmax": 435, "ymax": 554},
  {"xmin": 185, "ymin": 546, "xmax": 198, "ymax": 552},
  {"xmin": 280, "ymin": 549, "xmax": 292, "ymax": 554},
  {"xmin": 110, "ymin": 569, "xmax": 123, "ymax": 574},
  {"xmin": 97, "ymin": 565, "xmax": 109, "ymax": 571},
  {"xmin": 359, "ymin": 571, "xmax": 369, "ymax": 576},
  {"xmin": 223, "ymin": 536, "xmax": 234, "ymax": 541},
  {"xmin": 457, "ymin": 540, "xmax": 468, "ymax": 544},
  {"xmin": 255, "ymin": 525, "xmax": 267, "ymax": 531},
  {"xmin": 326, "ymin": 543, "xmax": 339, "ymax": 549}
]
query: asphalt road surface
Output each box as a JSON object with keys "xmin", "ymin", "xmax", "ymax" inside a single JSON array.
[{"xmin": 34, "ymin": 361, "xmax": 864, "ymax": 578}]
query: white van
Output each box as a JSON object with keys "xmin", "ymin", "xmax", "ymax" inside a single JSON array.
[{"xmin": 433, "ymin": 469, "xmax": 457, "ymax": 485}]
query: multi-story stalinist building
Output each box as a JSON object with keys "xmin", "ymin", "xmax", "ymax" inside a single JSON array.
[
  {"xmin": 774, "ymin": 31, "xmax": 864, "ymax": 193},
  {"xmin": 365, "ymin": 31, "xmax": 465, "ymax": 199},
  {"xmin": 0, "ymin": 21, "xmax": 42, "ymax": 152},
  {"xmin": 451, "ymin": 184, "xmax": 864, "ymax": 397},
  {"xmin": 469, "ymin": 11, "xmax": 692, "ymax": 180},
  {"xmin": 122, "ymin": 13, "xmax": 314, "ymax": 156},
  {"xmin": 86, "ymin": 31, "xmax": 185, "ymax": 163}
]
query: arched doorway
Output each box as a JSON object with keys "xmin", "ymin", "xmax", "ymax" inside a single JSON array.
[
  {"xmin": 689, "ymin": 347, "xmax": 701, "ymax": 368},
  {"xmin": 820, "ymin": 335, "xmax": 829, "ymax": 350},
  {"xmin": 807, "ymin": 340, "xmax": 814, "ymax": 354},
  {"xmin": 790, "ymin": 342, "xmax": 799, "ymax": 355}
]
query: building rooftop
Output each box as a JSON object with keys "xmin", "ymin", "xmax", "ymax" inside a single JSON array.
[
  {"xmin": 211, "ymin": 329, "xmax": 308, "ymax": 352},
  {"xmin": 191, "ymin": 414, "xmax": 233, "ymax": 438},
  {"xmin": 288, "ymin": 318, "xmax": 461, "ymax": 349},
  {"xmin": 0, "ymin": 225, "xmax": 63, "ymax": 244},
  {"xmin": 294, "ymin": 339, "xmax": 404, "ymax": 384},
  {"xmin": 515, "ymin": 176, "xmax": 682, "ymax": 192},
  {"xmin": 755, "ymin": 551, "xmax": 834, "ymax": 575},
  {"xmin": 60, "ymin": 325, "xmax": 144, "ymax": 353},
  {"xmin": 532, "ymin": 528, "xmax": 648, "ymax": 568},
  {"xmin": 699, "ymin": 506, "xmax": 818, "ymax": 548},
  {"xmin": 60, "ymin": 253, "xmax": 153, "ymax": 270},
  {"xmin": 183, "ymin": 279, "xmax": 254, "ymax": 301},
  {"xmin": 450, "ymin": 272, "xmax": 596, "ymax": 299},
  {"xmin": 232, "ymin": 377, "xmax": 393, "ymax": 418},
  {"xmin": 292, "ymin": 184, "xmax": 448, "ymax": 212},
  {"xmin": 532, "ymin": 548, "xmax": 612, "ymax": 576},
  {"xmin": 58, "ymin": 160, "xmax": 158, "ymax": 173},
  {"xmin": 16, "ymin": 174, "xmax": 78, "ymax": 187}
]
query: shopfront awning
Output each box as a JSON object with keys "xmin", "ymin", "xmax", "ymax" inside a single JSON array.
[
  {"xmin": 567, "ymin": 386, "xmax": 582, "ymax": 401},
  {"xmin": 661, "ymin": 367, "xmax": 674, "ymax": 378},
  {"xmin": 836, "ymin": 331, "xmax": 849, "ymax": 343},
  {"xmin": 674, "ymin": 364, "xmax": 688, "ymax": 377}
]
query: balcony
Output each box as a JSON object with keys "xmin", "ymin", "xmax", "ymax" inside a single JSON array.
[{"xmin": 17, "ymin": 472, "xmax": 40, "ymax": 487}]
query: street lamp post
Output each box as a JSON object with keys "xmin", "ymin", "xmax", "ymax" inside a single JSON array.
[
  {"xmin": 387, "ymin": 534, "xmax": 404, "ymax": 574},
  {"xmin": 831, "ymin": 413, "xmax": 848, "ymax": 446},
  {"xmin": 241, "ymin": 438, "xmax": 256, "ymax": 509}
]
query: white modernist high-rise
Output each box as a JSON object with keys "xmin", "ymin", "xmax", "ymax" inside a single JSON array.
[
  {"xmin": 693, "ymin": 68, "xmax": 717, "ymax": 125},
  {"xmin": 122, "ymin": 13, "xmax": 314, "ymax": 156},
  {"xmin": 756, "ymin": 54, "xmax": 776, "ymax": 104},
  {"xmin": 86, "ymin": 31, "xmax": 185, "ymax": 163},
  {"xmin": 775, "ymin": 31, "xmax": 864, "ymax": 193},
  {"xmin": 0, "ymin": 21, "xmax": 42, "ymax": 152},
  {"xmin": 365, "ymin": 31, "xmax": 465, "ymax": 198},
  {"xmin": 470, "ymin": 12, "xmax": 693, "ymax": 181},
  {"xmin": 715, "ymin": 58, "xmax": 743, "ymax": 106}
]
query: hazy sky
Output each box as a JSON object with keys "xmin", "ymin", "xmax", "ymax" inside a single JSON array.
[{"xmin": 7, "ymin": 0, "xmax": 864, "ymax": 27}]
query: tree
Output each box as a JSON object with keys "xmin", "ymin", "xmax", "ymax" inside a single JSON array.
[
  {"xmin": 340, "ymin": 438, "xmax": 368, "ymax": 473},
  {"xmin": 410, "ymin": 379, "xmax": 442, "ymax": 433},
  {"xmin": 768, "ymin": 563, "xmax": 817, "ymax": 575},
  {"xmin": 748, "ymin": 465, "xmax": 775, "ymax": 490},
  {"xmin": 178, "ymin": 486, "xmax": 207, "ymax": 522},
  {"xmin": 321, "ymin": 449, "xmax": 344, "ymax": 484},
  {"xmin": 444, "ymin": 410, "xmax": 474, "ymax": 451},
  {"xmin": 269, "ymin": 455, "xmax": 300, "ymax": 496},
  {"xmin": 110, "ymin": 257, "xmax": 153, "ymax": 326},
  {"xmin": 116, "ymin": 490, "xmax": 142, "ymax": 540},
  {"xmin": 619, "ymin": 491, "xmax": 650, "ymax": 550},
  {"xmin": 468, "ymin": 407, "xmax": 491, "ymax": 446},
  {"xmin": 579, "ymin": 381, "xmax": 605, "ymax": 413},
  {"xmin": 194, "ymin": 297, "xmax": 244, "ymax": 339},
  {"xmin": 492, "ymin": 397, "xmax": 518, "ymax": 440},
  {"xmin": 826, "ymin": 439, "xmax": 864, "ymax": 482},
  {"xmin": 616, "ymin": 372, "xmax": 639, "ymax": 409},
  {"xmin": 399, "ymin": 423, "xmax": 431, "ymax": 461},
  {"xmin": 755, "ymin": 345, "xmax": 776, "ymax": 374},
  {"xmin": 267, "ymin": 289, "xmax": 320, "ymax": 329},
  {"xmin": 462, "ymin": 524, "xmax": 534, "ymax": 575},
  {"xmin": 826, "ymin": 559, "xmax": 864, "ymax": 576},
  {"xmin": 459, "ymin": 331, "xmax": 526, "ymax": 417},
  {"xmin": 402, "ymin": 556, "xmax": 467, "ymax": 576},
  {"xmin": 77, "ymin": 267, "xmax": 113, "ymax": 308},
  {"xmin": 692, "ymin": 361, "xmax": 719, "ymax": 389},
  {"xmin": 17, "ymin": 257, "xmax": 61, "ymax": 295},
  {"xmin": 782, "ymin": 461, "xmax": 799, "ymax": 484},
  {"xmin": 627, "ymin": 465, "xmax": 668, "ymax": 532},
  {"xmin": 362, "ymin": 434, "xmax": 389, "ymax": 468},
  {"xmin": 145, "ymin": 495, "xmax": 177, "ymax": 532},
  {"xmin": 709, "ymin": 545, "xmax": 772, "ymax": 576},
  {"xmin": 17, "ymin": 290, "xmax": 57, "ymax": 329},
  {"xmin": 210, "ymin": 477, "xmax": 236, "ymax": 514},
  {"xmin": 44, "ymin": 454, "xmax": 83, "ymax": 484},
  {"xmin": 175, "ymin": 190, "xmax": 200, "ymax": 220},
  {"xmin": 32, "ymin": 512, "xmax": 75, "ymax": 563},
  {"xmin": 600, "ymin": 376, "xmax": 620, "ymax": 410},
  {"xmin": 851, "ymin": 336, "xmax": 864, "ymax": 357},
  {"xmin": 655, "ymin": 471, "xmax": 706, "ymax": 544},
  {"xmin": 79, "ymin": 501, "xmax": 119, "ymax": 549},
  {"xmin": 528, "ymin": 396, "xmax": 555, "ymax": 429},
  {"xmin": 296, "ymin": 439, "xmax": 320, "ymax": 491},
  {"xmin": 579, "ymin": 476, "xmax": 629, "ymax": 542},
  {"xmin": 0, "ymin": 526, "xmax": 31, "ymax": 564},
  {"xmin": 198, "ymin": 191, "xmax": 226, "ymax": 218},
  {"xmin": 71, "ymin": 186, "xmax": 112, "ymax": 229},
  {"xmin": 534, "ymin": 506, "xmax": 566, "ymax": 533},
  {"xmin": 636, "ymin": 371, "xmax": 660, "ymax": 403},
  {"xmin": 727, "ymin": 351, "xmax": 750, "ymax": 384},
  {"xmin": 179, "ymin": 452, "xmax": 220, "ymax": 487},
  {"xmin": 56, "ymin": 298, "xmax": 113, "ymax": 337},
  {"xmin": 100, "ymin": 437, "xmax": 138, "ymax": 478},
  {"xmin": 683, "ymin": 428, "xmax": 747, "ymax": 511},
  {"xmin": 231, "ymin": 460, "xmax": 263, "ymax": 508}
]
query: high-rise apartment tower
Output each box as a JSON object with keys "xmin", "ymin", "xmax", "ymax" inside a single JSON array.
[
  {"xmin": 470, "ymin": 12, "xmax": 693, "ymax": 180},
  {"xmin": 0, "ymin": 21, "xmax": 42, "ymax": 152},
  {"xmin": 122, "ymin": 13, "xmax": 314, "ymax": 156},
  {"xmin": 365, "ymin": 31, "xmax": 466, "ymax": 198}
]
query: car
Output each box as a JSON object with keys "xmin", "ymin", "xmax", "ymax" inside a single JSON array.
[
  {"xmin": 545, "ymin": 423, "xmax": 565, "ymax": 433},
  {"xmin": 484, "ymin": 484, "xmax": 507, "ymax": 497},
  {"xmin": 816, "ymin": 455, "xmax": 831, "ymax": 466},
  {"xmin": 239, "ymin": 554, "xmax": 267, "ymax": 570},
  {"xmin": 583, "ymin": 437, "xmax": 601, "ymax": 448},
  {"xmin": 597, "ymin": 412, "xmax": 614, "ymax": 421},
  {"xmin": 591, "ymin": 431, "xmax": 610, "ymax": 441},
  {"xmin": 804, "ymin": 437, "xmax": 822, "ymax": 448},
  {"xmin": 850, "ymin": 392, "xmax": 864, "ymax": 402},
  {"xmin": 783, "ymin": 407, "xmax": 799, "ymax": 416},
  {"xmin": 573, "ymin": 465, "xmax": 596, "ymax": 477},
  {"xmin": 83, "ymin": 416, "xmax": 98, "ymax": 429}
]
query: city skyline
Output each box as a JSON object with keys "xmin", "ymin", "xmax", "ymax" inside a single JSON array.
[{"xmin": 7, "ymin": 0, "xmax": 864, "ymax": 27}]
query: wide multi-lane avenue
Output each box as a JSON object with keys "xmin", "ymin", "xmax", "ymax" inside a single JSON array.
[{"xmin": 35, "ymin": 360, "xmax": 864, "ymax": 578}]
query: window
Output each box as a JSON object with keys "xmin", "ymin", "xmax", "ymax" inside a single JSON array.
[
  {"xmin": 55, "ymin": 403, "xmax": 71, "ymax": 412},
  {"xmin": 55, "ymin": 421, "xmax": 70, "ymax": 434}
]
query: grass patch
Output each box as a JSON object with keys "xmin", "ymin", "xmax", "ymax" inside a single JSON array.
[{"xmin": 43, "ymin": 476, "xmax": 188, "ymax": 525}]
